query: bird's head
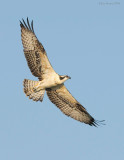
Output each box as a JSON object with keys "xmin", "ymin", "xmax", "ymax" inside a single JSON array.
[{"xmin": 59, "ymin": 75, "xmax": 71, "ymax": 83}]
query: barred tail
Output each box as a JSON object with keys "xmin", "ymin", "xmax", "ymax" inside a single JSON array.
[{"xmin": 23, "ymin": 79, "xmax": 45, "ymax": 102}]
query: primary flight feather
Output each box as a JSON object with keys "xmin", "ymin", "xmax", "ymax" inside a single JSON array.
[{"xmin": 20, "ymin": 18, "xmax": 104, "ymax": 126}]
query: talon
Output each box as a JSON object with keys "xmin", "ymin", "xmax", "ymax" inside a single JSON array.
[
  {"xmin": 32, "ymin": 83, "xmax": 41, "ymax": 92},
  {"xmin": 33, "ymin": 88, "xmax": 37, "ymax": 92},
  {"xmin": 33, "ymin": 86, "xmax": 42, "ymax": 92}
]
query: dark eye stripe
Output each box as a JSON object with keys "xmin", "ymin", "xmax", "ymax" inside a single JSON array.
[{"xmin": 59, "ymin": 76, "xmax": 65, "ymax": 80}]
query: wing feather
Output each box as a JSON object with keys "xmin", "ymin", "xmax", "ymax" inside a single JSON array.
[
  {"xmin": 20, "ymin": 18, "xmax": 55, "ymax": 80},
  {"xmin": 47, "ymin": 84, "xmax": 101, "ymax": 126}
]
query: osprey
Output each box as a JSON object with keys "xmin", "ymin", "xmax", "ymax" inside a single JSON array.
[{"xmin": 20, "ymin": 18, "xmax": 104, "ymax": 127}]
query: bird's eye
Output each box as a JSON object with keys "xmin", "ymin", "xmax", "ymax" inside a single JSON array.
[{"xmin": 59, "ymin": 76, "xmax": 65, "ymax": 80}]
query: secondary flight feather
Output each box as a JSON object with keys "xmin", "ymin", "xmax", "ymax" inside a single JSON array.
[{"xmin": 20, "ymin": 18, "xmax": 104, "ymax": 127}]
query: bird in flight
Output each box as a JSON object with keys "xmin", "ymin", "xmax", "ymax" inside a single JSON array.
[{"xmin": 20, "ymin": 18, "xmax": 104, "ymax": 127}]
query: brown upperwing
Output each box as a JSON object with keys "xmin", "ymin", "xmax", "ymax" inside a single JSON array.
[
  {"xmin": 47, "ymin": 84, "xmax": 98, "ymax": 126},
  {"xmin": 20, "ymin": 18, "xmax": 55, "ymax": 80}
]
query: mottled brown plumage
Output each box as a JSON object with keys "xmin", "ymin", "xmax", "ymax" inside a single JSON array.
[
  {"xmin": 20, "ymin": 18, "xmax": 54, "ymax": 80},
  {"xmin": 20, "ymin": 18, "xmax": 104, "ymax": 126},
  {"xmin": 47, "ymin": 84, "xmax": 97, "ymax": 125}
]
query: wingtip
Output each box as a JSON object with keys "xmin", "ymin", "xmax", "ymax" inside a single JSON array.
[
  {"xmin": 91, "ymin": 119, "xmax": 105, "ymax": 127},
  {"xmin": 31, "ymin": 20, "xmax": 34, "ymax": 33},
  {"xmin": 20, "ymin": 18, "xmax": 25, "ymax": 28},
  {"xmin": 20, "ymin": 20, "xmax": 23, "ymax": 27},
  {"xmin": 19, "ymin": 17, "xmax": 34, "ymax": 33}
]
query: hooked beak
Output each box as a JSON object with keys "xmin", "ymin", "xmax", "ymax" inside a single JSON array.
[{"xmin": 67, "ymin": 76, "xmax": 71, "ymax": 79}]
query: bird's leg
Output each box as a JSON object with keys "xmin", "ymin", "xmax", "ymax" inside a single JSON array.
[{"xmin": 33, "ymin": 82, "xmax": 42, "ymax": 92}]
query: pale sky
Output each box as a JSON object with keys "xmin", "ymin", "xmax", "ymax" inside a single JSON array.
[{"xmin": 0, "ymin": 0, "xmax": 124, "ymax": 160}]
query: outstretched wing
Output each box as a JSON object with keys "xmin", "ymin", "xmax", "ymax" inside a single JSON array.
[
  {"xmin": 20, "ymin": 18, "xmax": 55, "ymax": 80},
  {"xmin": 47, "ymin": 84, "xmax": 102, "ymax": 126}
]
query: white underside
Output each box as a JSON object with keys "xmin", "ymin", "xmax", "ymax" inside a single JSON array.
[{"xmin": 35, "ymin": 72, "xmax": 67, "ymax": 91}]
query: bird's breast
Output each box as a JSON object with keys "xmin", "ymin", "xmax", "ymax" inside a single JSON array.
[{"xmin": 41, "ymin": 75, "xmax": 59, "ymax": 89}]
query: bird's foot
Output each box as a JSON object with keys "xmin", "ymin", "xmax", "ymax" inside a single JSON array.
[{"xmin": 33, "ymin": 84, "xmax": 42, "ymax": 92}]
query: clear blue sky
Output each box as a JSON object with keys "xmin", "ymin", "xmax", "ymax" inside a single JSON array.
[{"xmin": 0, "ymin": 0, "xmax": 124, "ymax": 160}]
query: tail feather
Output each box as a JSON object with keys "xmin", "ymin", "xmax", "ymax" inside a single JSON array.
[{"xmin": 23, "ymin": 79, "xmax": 45, "ymax": 102}]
